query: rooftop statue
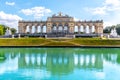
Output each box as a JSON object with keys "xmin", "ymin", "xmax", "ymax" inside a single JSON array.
[{"xmin": 58, "ymin": 12, "xmax": 62, "ymax": 16}]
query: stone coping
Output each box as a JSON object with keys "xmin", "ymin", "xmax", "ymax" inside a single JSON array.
[{"xmin": 0, "ymin": 46, "xmax": 120, "ymax": 48}]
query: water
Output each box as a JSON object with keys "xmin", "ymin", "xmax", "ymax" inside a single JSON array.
[{"xmin": 0, "ymin": 48, "xmax": 120, "ymax": 80}]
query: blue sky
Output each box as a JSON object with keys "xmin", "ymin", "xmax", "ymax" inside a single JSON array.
[{"xmin": 0, "ymin": 0, "xmax": 120, "ymax": 29}]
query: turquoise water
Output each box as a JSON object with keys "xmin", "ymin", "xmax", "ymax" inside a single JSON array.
[{"xmin": 0, "ymin": 48, "xmax": 120, "ymax": 80}]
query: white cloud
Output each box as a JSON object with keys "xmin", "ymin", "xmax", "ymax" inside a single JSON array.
[
  {"xmin": 85, "ymin": 6, "xmax": 107, "ymax": 15},
  {"xmin": 5, "ymin": 1, "xmax": 15, "ymax": 6},
  {"xmin": 0, "ymin": 11, "xmax": 22, "ymax": 29},
  {"xmin": 104, "ymin": 0, "xmax": 120, "ymax": 7},
  {"xmin": 20, "ymin": 6, "xmax": 51, "ymax": 19},
  {"xmin": 74, "ymin": 17, "xmax": 79, "ymax": 21},
  {"xmin": 85, "ymin": 0, "xmax": 120, "ymax": 27},
  {"xmin": 86, "ymin": 0, "xmax": 120, "ymax": 15},
  {"xmin": 104, "ymin": 22, "xmax": 113, "ymax": 27}
]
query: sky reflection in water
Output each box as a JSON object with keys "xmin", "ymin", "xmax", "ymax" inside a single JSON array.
[{"xmin": 0, "ymin": 48, "xmax": 120, "ymax": 80}]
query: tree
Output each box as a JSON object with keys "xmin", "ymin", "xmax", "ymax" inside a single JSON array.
[
  {"xmin": 104, "ymin": 24, "xmax": 120, "ymax": 35},
  {"xmin": 0, "ymin": 25, "xmax": 3, "ymax": 35},
  {"xmin": 116, "ymin": 24, "xmax": 120, "ymax": 35},
  {"xmin": 103, "ymin": 26, "xmax": 111, "ymax": 33},
  {"xmin": 0, "ymin": 24, "xmax": 9, "ymax": 35},
  {"xmin": 10, "ymin": 28, "xmax": 17, "ymax": 34},
  {"xmin": 0, "ymin": 24, "xmax": 17, "ymax": 35}
]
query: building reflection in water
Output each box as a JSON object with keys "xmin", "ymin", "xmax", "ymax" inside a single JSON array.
[{"xmin": 0, "ymin": 48, "xmax": 119, "ymax": 75}]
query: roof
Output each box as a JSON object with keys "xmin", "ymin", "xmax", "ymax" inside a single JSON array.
[{"xmin": 47, "ymin": 12, "xmax": 74, "ymax": 22}]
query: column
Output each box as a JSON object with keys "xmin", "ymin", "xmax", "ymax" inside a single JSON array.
[
  {"xmin": 21, "ymin": 26, "xmax": 23, "ymax": 33},
  {"xmin": 83, "ymin": 26, "xmax": 86, "ymax": 33},
  {"xmin": 19, "ymin": 26, "xmax": 23, "ymax": 33},
  {"xmin": 22, "ymin": 27, "xmax": 25, "ymax": 33},
  {"xmin": 29, "ymin": 26, "xmax": 32, "ymax": 34},
  {"xmin": 18, "ymin": 23, "xmax": 24, "ymax": 33},
  {"xmin": 18, "ymin": 26, "xmax": 21, "ymax": 33},
  {"xmin": 39, "ymin": 26, "xmax": 41, "ymax": 33},
  {"xmin": 35, "ymin": 26, "xmax": 38, "ymax": 33},
  {"xmin": 95, "ymin": 26, "xmax": 98, "ymax": 34},
  {"xmin": 98, "ymin": 26, "xmax": 103, "ymax": 34},
  {"xmin": 41, "ymin": 26, "xmax": 43, "ymax": 33},
  {"xmin": 62, "ymin": 24, "xmax": 64, "ymax": 33},
  {"xmin": 23, "ymin": 26, "xmax": 26, "ymax": 33},
  {"xmin": 24, "ymin": 26, "xmax": 27, "ymax": 33},
  {"xmin": 68, "ymin": 26, "xmax": 70, "ymax": 33},
  {"xmin": 63, "ymin": 26, "xmax": 64, "ymax": 33},
  {"xmin": 78, "ymin": 26, "xmax": 80, "ymax": 34},
  {"xmin": 48, "ymin": 26, "xmax": 52, "ymax": 33},
  {"xmin": 67, "ymin": 26, "xmax": 69, "ymax": 34},
  {"xmin": 51, "ymin": 26, "xmax": 53, "ymax": 33},
  {"xmin": 89, "ymin": 26, "xmax": 92, "ymax": 33},
  {"xmin": 56, "ymin": 24, "xmax": 58, "ymax": 33}
]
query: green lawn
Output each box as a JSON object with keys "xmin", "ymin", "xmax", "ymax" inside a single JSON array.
[
  {"xmin": 0, "ymin": 38, "xmax": 50, "ymax": 46},
  {"xmin": 70, "ymin": 38, "xmax": 120, "ymax": 46},
  {"xmin": 0, "ymin": 38, "xmax": 120, "ymax": 46}
]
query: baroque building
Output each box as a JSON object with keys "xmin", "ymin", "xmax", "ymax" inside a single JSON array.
[{"xmin": 18, "ymin": 12, "xmax": 103, "ymax": 37}]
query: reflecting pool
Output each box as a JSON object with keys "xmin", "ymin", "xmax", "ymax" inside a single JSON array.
[{"xmin": 0, "ymin": 48, "xmax": 120, "ymax": 80}]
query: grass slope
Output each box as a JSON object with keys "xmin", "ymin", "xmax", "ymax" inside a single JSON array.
[{"xmin": 0, "ymin": 38, "xmax": 120, "ymax": 46}]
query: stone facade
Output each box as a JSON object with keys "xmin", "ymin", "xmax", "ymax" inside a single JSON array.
[{"xmin": 18, "ymin": 13, "xmax": 103, "ymax": 34}]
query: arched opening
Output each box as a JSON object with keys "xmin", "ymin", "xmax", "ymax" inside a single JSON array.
[
  {"xmin": 53, "ymin": 26, "xmax": 57, "ymax": 30},
  {"xmin": 86, "ymin": 25, "xmax": 89, "ymax": 34},
  {"xmin": 34, "ymin": 26, "xmax": 38, "ymax": 33},
  {"xmin": 64, "ymin": 26, "xmax": 68, "ymax": 33},
  {"xmin": 58, "ymin": 23, "xmax": 63, "ymax": 33},
  {"xmin": 64, "ymin": 23, "xmax": 69, "ymax": 34},
  {"xmin": 80, "ymin": 25, "xmax": 84, "ymax": 33},
  {"xmin": 32, "ymin": 26, "xmax": 35, "ymax": 33},
  {"xmin": 43, "ymin": 26, "xmax": 46, "ymax": 33},
  {"xmin": 37, "ymin": 26, "xmax": 41, "ymax": 33},
  {"xmin": 26, "ymin": 26, "xmax": 29, "ymax": 34},
  {"xmin": 52, "ymin": 23, "xmax": 57, "ymax": 33},
  {"xmin": 92, "ymin": 25, "xmax": 95, "ymax": 33},
  {"xmin": 64, "ymin": 26, "xmax": 68, "ymax": 30},
  {"xmin": 58, "ymin": 26, "xmax": 63, "ymax": 32},
  {"xmin": 75, "ymin": 26, "xmax": 78, "ymax": 33},
  {"xmin": 40, "ymin": 26, "xmax": 43, "ymax": 33}
]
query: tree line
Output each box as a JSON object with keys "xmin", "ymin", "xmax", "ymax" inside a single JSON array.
[
  {"xmin": 103, "ymin": 24, "xmax": 120, "ymax": 35},
  {"xmin": 0, "ymin": 24, "xmax": 16, "ymax": 35}
]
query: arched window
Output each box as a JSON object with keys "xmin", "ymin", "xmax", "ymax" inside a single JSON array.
[
  {"xmin": 64, "ymin": 26, "xmax": 68, "ymax": 30},
  {"xmin": 26, "ymin": 26, "xmax": 29, "ymax": 33},
  {"xmin": 58, "ymin": 26, "xmax": 62, "ymax": 31},
  {"xmin": 53, "ymin": 26, "xmax": 57, "ymax": 31}
]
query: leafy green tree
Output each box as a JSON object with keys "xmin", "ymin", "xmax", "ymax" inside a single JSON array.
[
  {"xmin": 0, "ymin": 25, "xmax": 3, "ymax": 35},
  {"xmin": 103, "ymin": 26, "xmax": 111, "ymax": 33},
  {"xmin": 116, "ymin": 24, "xmax": 120, "ymax": 35},
  {"xmin": 10, "ymin": 28, "xmax": 17, "ymax": 34},
  {"xmin": 0, "ymin": 24, "xmax": 9, "ymax": 35}
]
